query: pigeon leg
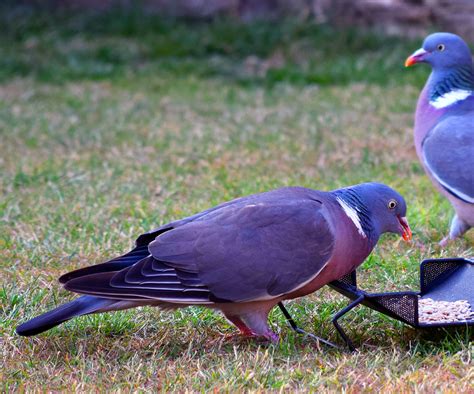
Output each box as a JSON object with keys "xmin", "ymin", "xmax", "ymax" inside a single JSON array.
[
  {"xmin": 223, "ymin": 314, "xmax": 255, "ymax": 337},
  {"xmin": 223, "ymin": 311, "xmax": 278, "ymax": 342},
  {"xmin": 235, "ymin": 310, "xmax": 279, "ymax": 342},
  {"xmin": 440, "ymin": 214, "xmax": 470, "ymax": 246}
]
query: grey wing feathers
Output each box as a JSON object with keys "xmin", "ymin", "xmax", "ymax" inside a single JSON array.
[
  {"xmin": 63, "ymin": 188, "xmax": 334, "ymax": 304},
  {"xmin": 58, "ymin": 244, "xmax": 151, "ymax": 284},
  {"xmin": 60, "ymin": 222, "xmax": 211, "ymax": 303},
  {"xmin": 64, "ymin": 256, "xmax": 213, "ymax": 303},
  {"xmin": 423, "ymin": 115, "xmax": 474, "ymax": 203},
  {"xmin": 59, "ymin": 193, "xmax": 255, "ymax": 302},
  {"xmin": 59, "ymin": 224, "xmax": 172, "ymax": 284},
  {"xmin": 149, "ymin": 196, "xmax": 334, "ymax": 302}
]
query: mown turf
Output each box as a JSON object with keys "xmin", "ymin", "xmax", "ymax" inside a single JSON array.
[{"xmin": 0, "ymin": 6, "xmax": 473, "ymax": 392}]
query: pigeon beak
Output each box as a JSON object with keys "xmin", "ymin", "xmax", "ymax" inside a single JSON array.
[
  {"xmin": 405, "ymin": 48, "xmax": 428, "ymax": 67},
  {"xmin": 397, "ymin": 216, "xmax": 412, "ymax": 241}
]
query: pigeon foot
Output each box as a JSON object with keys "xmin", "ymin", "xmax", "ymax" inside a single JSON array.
[{"xmin": 263, "ymin": 331, "xmax": 279, "ymax": 343}]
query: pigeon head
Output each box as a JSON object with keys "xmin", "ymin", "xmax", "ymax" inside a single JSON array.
[
  {"xmin": 405, "ymin": 33, "xmax": 474, "ymax": 107},
  {"xmin": 405, "ymin": 32, "xmax": 472, "ymax": 70},
  {"xmin": 333, "ymin": 183, "xmax": 411, "ymax": 242}
]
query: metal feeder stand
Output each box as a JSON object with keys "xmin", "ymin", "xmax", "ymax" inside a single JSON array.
[{"xmin": 278, "ymin": 258, "xmax": 474, "ymax": 351}]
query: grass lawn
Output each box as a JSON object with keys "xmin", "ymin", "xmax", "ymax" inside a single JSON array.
[{"xmin": 0, "ymin": 6, "xmax": 473, "ymax": 391}]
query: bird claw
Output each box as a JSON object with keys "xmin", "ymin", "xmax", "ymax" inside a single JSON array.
[{"xmin": 264, "ymin": 331, "xmax": 280, "ymax": 343}]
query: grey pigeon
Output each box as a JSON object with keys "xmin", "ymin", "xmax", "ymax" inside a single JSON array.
[
  {"xmin": 17, "ymin": 182, "xmax": 411, "ymax": 341},
  {"xmin": 405, "ymin": 32, "xmax": 474, "ymax": 245}
]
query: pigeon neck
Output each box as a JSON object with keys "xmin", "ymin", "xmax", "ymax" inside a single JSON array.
[
  {"xmin": 427, "ymin": 65, "xmax": 474, "ymax": 108},
  {"xmin": 332, "ymin": 189, "xmax": 377, "ymax": 246}
]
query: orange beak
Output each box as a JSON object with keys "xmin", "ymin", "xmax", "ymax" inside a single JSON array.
[
  {"xmin": 405, "ymin": 48, "xmax": 428, "ymax": 67},
  {"xmin": 405, "ymin": 56, "xmax": 417, "ymax": 67},
  {"xmin": 398, "ymin": 216, "xmax": 412, "ymax": 241}
]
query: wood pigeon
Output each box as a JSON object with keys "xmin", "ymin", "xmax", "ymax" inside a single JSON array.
[
  {"xmin": 16, "ymin": 182, "xmax": 411, "ymax": 341},
  {"xmin": 405, "ymin": 32, "xmax": 474, "ymax": 245}
]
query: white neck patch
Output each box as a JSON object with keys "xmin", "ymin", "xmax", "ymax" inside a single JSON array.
[
  {"xmin": 336, "ymin": 197, "xmax": 366, "ymax": 238},
  {"xmin": 429, "ymin": 89, "xmax": 472, "ymax": 109}
]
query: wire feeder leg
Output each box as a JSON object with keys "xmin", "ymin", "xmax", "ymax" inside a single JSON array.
[
  {"xmin": 277, "ymin": 302, "xmax": 340, "ymax": 350},
  {"xmin": 331, "ymin": 294, "xmax": 365, "ymax": 352}
]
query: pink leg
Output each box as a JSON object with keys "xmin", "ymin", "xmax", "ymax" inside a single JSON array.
[
  {"xmin": 225, "ymin": 311, "xmax": 279, "ymax": 343},
  {"xmin": 224, "ymin": 314, "xmax": 255, "ymax": 337}
]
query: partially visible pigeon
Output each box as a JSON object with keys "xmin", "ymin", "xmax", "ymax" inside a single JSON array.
[
  {"xmin": 405, "ymin": 32, "xmax": 474, "ymax": 245},
  {"xmin": 17, "ymin": 182, "xmax": 411, "ymax": 341}
]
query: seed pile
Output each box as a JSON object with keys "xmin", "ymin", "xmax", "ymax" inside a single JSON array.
[{"xmin": 418, "ymin": 298, "xmax": 474, "ymax": 324}]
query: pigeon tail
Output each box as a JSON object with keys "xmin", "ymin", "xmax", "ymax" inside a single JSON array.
[{"xmin": 16, "ymin": 295, "xmax": 115, "ymax": 336}]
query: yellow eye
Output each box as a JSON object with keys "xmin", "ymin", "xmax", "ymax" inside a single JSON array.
[
  {"xmin": 437, "ymin": 44, "xmax": 445, "ymax": 51},
  {"xmin": 388, "ymin": 199, "xmax": 397, "ymax": 209}
]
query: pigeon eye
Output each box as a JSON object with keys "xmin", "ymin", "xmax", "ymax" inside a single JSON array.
[
  {"xmin": 437, "ymin": 44, "xmax": 445, "ymax": 51},
  {"xmin": 388, "ymin": 199, "xmax": 397, "ymax": 209}
]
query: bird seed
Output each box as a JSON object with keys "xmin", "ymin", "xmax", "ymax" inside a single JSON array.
[{"xmin": 418, "ymin": 298, "xmax": 474, "ymax": 324}]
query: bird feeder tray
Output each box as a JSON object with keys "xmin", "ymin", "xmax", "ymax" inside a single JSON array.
[{"xmin": 279, "ymin": 258, "xmax": 474, "ymax": 350}]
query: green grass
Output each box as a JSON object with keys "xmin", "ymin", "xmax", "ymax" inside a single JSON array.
[{"xmin": 1, "ymin": 5, "xmax": 473, "ymax": 392}]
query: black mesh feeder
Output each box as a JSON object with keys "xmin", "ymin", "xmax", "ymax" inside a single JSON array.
[{"xmin": 278, "ymin": 257, "xmax": 474, "ymax": 351}]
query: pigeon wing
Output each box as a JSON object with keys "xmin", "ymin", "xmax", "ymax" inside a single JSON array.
[
  {"xmin": 423, "ymin": 114, "xmax": 474, "ymax": 204},
  {"xmin": 64, "ymin": 189, "xmax": 334, "ymax": 304},
  {"xmin": 65, "ymin": 195, "xmax": 334, "ymax": 304},
  {"xmin": 59, "ymin": 193, "xmax": 256, "ymax": 284},
  {"xmin": 149, "ymin": 197, "xmax": 334, "ymax": 302}
]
